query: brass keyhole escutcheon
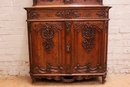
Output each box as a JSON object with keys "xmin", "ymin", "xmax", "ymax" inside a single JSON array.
[{"xmin": 66, "ymin": 44, "xmax": 71, "ymax": 53}]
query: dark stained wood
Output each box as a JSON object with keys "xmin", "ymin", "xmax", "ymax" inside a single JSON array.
[
  {"xmin": 25, "ymin": 0, "xmax": 111, "ymax": 83},
  {"xmin": 33, "ymin": 0, "xmax": 103, "ymax": 6}
]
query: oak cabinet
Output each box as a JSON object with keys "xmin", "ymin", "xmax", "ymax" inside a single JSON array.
[{"xmin": 25, "ymin": 0, "xmax": 111, "ymax": 83}]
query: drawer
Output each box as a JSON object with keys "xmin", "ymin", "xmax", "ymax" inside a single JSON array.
[{"xmin": 27, "ymin": 8, "xmax": 109, "ymax": 20}]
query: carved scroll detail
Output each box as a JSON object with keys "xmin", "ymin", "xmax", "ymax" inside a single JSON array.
[
  {"xmin": 35, "ymin": 62, "xmax": 63, "ymax": 74},
  {"xmin": 56, "ymin": 11, "xmax": 64, "ymax": 18},
  {"xmin": 56, "ymin": 10, "xmax": 80, "ymax": 19},
  {"xmin": 74, "ymin": 63, "xmax": 102, "ymax": 73}
]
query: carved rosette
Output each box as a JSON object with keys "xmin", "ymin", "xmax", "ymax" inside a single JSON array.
[
  {"xmin": 56, "ymin": 10, "xmax": 80, "ymax": 19},
  {"xmin": 30, "ymin": 12, "xmax": 39, "ymax": 19},
  {"xmin": 96, "ymin": 11, "xmax": 106, "ymax": 18},
  {"xmin": 82, "ymin": 25, "xmax": 95, "ymax": 52},
  {"xmin": 41, "ymin": 24, "xmax": 54, "ymax": 53}
]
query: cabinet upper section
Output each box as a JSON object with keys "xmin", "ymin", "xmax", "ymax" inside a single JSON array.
[{"xmin": 33, "ymin": 0, "xmax": 103, "ymax": 6}]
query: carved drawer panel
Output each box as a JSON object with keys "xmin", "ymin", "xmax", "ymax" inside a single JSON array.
[{"xmin": 27, "ymin": 8, "xmax": 109, "ymax": 19}]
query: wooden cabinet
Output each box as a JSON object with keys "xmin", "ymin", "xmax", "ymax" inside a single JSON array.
[{"xmin": 25, "ymin": 0, "xmax": 111, "ymax": 83}]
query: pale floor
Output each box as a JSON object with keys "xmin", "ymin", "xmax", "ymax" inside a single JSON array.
[{"xmin": 0, "ymin": 74, "xmax": 130, "ymax": 87}]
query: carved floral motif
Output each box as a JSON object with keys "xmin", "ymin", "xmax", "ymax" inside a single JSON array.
[
  {"xmin": 30, "ymin": 12, "xmax": 39, "ymax": 19},
  {"xmin": 41, "ymin": 24, "xmax": 54, "ymax": 53},
  {"xmin": 56, "ymin": 10, "xmax": 81, "ymax": 19},
  {"xmin": 96, "ymin": 11, "xmax": 106, "ymax": 18},
  {"xmin": 65, "ymin": 21, "xmax": 72, "ymax": 34},
  {"xmin": 82, "ymin": 39, "xmax": 95, "ymax": 52},
  {"xmin": 41, "ymin": 26, "xmax": 54, "ymax": 39},
  {"xmin": 33, "ymin": 22, "xmax": 62, "ymax": 53},
  {"xmin": 43, "ymin": 40, "xmax": 54, "ymax": 53},
  {"xmin": 82, "ymin": 25, "xmax": 95, "ymax": 39},
  {"xmin": 82, "ymin": 25, "xmax": 95, "ymax": 52},
  {"xmin": 74, "ymin": 22, "xmax": 103, "ymax": 52}
]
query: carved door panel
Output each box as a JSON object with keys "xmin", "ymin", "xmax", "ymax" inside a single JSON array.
[
  {"xmin": 30, "ymin": 22, "xmax": 65, "ymax": 74},
  {"xmin": 72, "ymin": 21, "xmax": 106, "ymax": 74}
]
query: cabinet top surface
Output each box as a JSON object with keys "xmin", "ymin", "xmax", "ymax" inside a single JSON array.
[
  {"xmin": 33, "ymin": 0, "xmax": 103, "ymax": 6},
  {"xmin": 25, "ymin": 5, "xmax": 111, "ymax": 9}
]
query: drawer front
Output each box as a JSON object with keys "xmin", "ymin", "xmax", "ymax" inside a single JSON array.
[{"xmin": 28, "ymin": 9, "xmax": 109, "ymax": 19}]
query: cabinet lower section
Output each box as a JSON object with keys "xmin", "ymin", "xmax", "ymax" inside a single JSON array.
[
  {"xmin": 30, "ymin": 72, "xmax": 107, "ymax": 83},
  {"xmin": 25, "ymin": 6, "xmax": 110, "ymax": 84}
]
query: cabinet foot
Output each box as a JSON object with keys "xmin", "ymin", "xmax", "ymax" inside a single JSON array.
[
  {"xmin": 31, "ymin": 77, "xmax": 37, "ymax": 83},
  {"xmin": 102, "ymin": 75, "xmax": 106, "ymax": 84}
]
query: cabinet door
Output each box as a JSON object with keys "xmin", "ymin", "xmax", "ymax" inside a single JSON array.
[
  {"xmin": 71, "ymin": 21, "xmax": 107, "ymax": 73},
  {"xmin": 30, "ymin": 22, "xmax": 65, "ymax": 74}
]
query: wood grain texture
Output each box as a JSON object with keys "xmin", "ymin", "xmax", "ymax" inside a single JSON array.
[{"xmin": 25, "ymin": 0, "xmax": 111, "ymax": 83}]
